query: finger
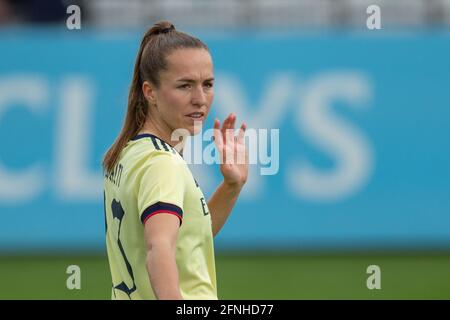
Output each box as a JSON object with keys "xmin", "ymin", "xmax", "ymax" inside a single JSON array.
[
  {"xmin": 229, "ymin": 113, "xmax": 236, "ymax": 130},
  {"xmin": 220, "ymin": 114, "xmax": 231, "ymax": 140},
  {"xmin": 226, "ymin": 114, "xmax": 237, "ymax": 147},
  {"xmin": 224, "ymin": 113, "xmax": 235, "ymax": 136},
  {"xmin": 213, "ymin": 118, "xmax": 224, "ymax": 161},
  {"xmin": 228, "ymin": 114, "xmax": 236, "ymax": 148},
  {"xmin": 234, "ymin": 122, "xmax": 246, "ymax": 164},
  {"xmin": 224, "ymin": 114, "xmax": 236, "ymax": 164},
  {"xmin": 237, "ymin": 122, "xmax": 246, "ymax": 144},
  {"xmin": 213, "ymin": 118, "xmax": 220, "ymax": 131},
  {"xmin": 221, "ymin": 113, "xmax": 234, "ymax": 144},
  {"xmin": 229, "ymin": 114, "xmax": 237, "ymax": 141},
  {"xmin": 213, "ymin": 118, "xmax": 223, "ymax": 146}
]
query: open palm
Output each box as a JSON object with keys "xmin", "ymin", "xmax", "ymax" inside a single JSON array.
[{"xmin": 213, "ymin": 113, "xmax": 248, "ymax": 187}]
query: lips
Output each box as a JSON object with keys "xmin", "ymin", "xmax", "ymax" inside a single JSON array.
[{"xmin": 186, "ymin": 111, "xmax": 205, "ymax": 120}]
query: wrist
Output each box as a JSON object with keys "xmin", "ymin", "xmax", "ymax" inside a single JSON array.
[{"xmin": 222, "ymin": 180, "xmax": 245, "ymax": 192}]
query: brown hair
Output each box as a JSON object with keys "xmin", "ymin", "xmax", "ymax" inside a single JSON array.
[{"xmin": 102, "ymin": 21, "xmax": 209, "ymax": 173}]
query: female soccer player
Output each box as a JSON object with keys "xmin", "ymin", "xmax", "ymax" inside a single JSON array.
[{"xmin": 102, "ymin": 21, "xmax": 248, "ymax": 300}]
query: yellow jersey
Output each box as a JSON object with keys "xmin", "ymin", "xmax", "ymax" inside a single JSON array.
[{"xmin": 103, "ymin": 133, "xmax": 217, "ymax": 300}]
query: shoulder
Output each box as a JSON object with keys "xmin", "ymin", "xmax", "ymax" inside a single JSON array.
[
  {"xmin": 130, "ymin": 133, "xmax": 178, "ymax": 155},
  {"xmin": 123, "ymin": 134, "xmax": 181, "ymax": 164},
  {"xmin": 125, "ymin": 135, "xmax": 185, "ymax": 175}
]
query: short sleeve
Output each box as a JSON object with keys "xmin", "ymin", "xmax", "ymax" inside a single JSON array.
[{"xmin": 137, "ymin": 154, "xmax": 186, "ymax": 225}]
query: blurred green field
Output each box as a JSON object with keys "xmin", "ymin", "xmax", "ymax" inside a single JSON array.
[{"xmin": 0, "ymin": 253, "xmax": 449, "ymax": 299}]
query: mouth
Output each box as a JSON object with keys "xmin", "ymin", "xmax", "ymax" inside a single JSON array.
[{"xmin": 185, "ymin": 111, "xmax": 205, "ymax": 121}]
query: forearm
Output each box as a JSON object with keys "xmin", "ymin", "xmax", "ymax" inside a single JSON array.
[
  {"xmin": 146, "ymin": 244, "xmax": 183, "ymax": 300},
  {"xmin": 208, "ymin": 181, "xmax": 243, "ymax": 237}
]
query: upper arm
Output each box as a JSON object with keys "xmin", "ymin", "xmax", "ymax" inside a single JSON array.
[
  {"xmin": 144, "ymin": 213, "xmax": 180, "ymax": 252},
  {"xmin": 137, "ymin": 154, "xmax": 185, "ymax": 223},
  {"xmin": 137, "ymin": 154, "xmax": 185, "ymax": 250}
]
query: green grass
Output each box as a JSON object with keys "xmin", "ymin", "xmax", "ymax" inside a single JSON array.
[{"xmin": 0, "ymin": 253, "xmax": 449, "ymax": 299}]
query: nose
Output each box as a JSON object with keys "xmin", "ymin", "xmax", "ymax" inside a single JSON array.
[{"xmin": 191, "ymin": 85, "xmax": 207, "ymax": 107}]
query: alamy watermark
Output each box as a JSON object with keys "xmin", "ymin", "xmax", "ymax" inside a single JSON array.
[
  {"xmin": 366, "ymin": 265, "xmax": 381, "ymax": 290},
  {"xmin": 66, "ymin": 5, "xmax": 81, "ymax": 30},
  {"xmin": 366, "ymin": 5, "xmax": 381, "ymax": 30},
  {"xmin": 171, "ymin": 122, "xmax": 279, "ymax": 176},
  {"xmin": 66, "ymin": 265, "xmax": 81, "ymax": 290}
]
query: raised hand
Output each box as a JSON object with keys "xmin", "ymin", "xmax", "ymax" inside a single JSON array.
[{"xmin": 213, "ymin": 113, "xmax": 248, "ymax": 188}]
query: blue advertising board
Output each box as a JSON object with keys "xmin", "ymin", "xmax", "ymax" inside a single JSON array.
[{"xmin": 1, "ymin": 30, "xmax": 449, "ymax": 251}]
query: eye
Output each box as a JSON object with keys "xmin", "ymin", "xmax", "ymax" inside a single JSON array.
[
  {"xmin": 178, "ymin": 83, "xmax": 191, "ymax": 89},
  {"xmin": 204, "ymin": 82, "xmax": 214, "ymax": 89}
]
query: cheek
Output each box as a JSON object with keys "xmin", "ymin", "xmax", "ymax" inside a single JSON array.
[
  {"xmin": 160, "ymin": 91, "xmax": 186, "ymax": 116},
  {"xmin": 206, "ymin": 91, "xmax": 214, "ymax": 107}
]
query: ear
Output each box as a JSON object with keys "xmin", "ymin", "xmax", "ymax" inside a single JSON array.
[{"xmin": 142, "ymin": 81, "xmax": 157, "ymax": 106}]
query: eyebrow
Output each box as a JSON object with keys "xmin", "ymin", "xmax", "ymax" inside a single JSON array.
[{"xmin": 176, "ymin": 77, "xmax": 215, "ymax": 83}]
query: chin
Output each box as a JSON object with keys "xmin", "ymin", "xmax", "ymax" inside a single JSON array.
[
  {"xmin": 189, "ymin": 125, "xmax": 203, "ymax": 136},
  {"xmin": 187, "ymin": 119, "xmax": 204, "ymax": 135}
]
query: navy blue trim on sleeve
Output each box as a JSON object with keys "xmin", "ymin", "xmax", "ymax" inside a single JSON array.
[{"xmin": 141, "ymin": 202, "xmax": 183, "ymax": 225}]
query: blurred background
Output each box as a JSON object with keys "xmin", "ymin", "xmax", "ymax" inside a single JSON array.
[{"xmin": 1, "ymin": 0, "xmax": 450, "ymax": 299}]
